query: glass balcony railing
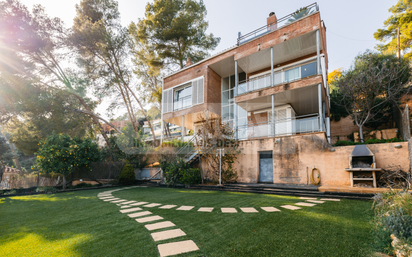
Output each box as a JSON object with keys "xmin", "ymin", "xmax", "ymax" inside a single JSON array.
[
  {"xmin": 174, "ymin": 95, "xmax": 192, "ymax": 111},
  {"xmin": 236, "ymin": 61, "xmax": 318, "ymax": 96},
  {"xmin": 238, "ymin": 3, "xmax": 319, "ymax": 45},
  {"xmin": 237, "ymin": 114, "xmax": 321, "ymax": 140}
]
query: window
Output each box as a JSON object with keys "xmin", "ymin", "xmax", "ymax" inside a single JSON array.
[
  {"xmin": 301, "ymin": 62, "xmax": 317, "ymax": 78},
  {"xmin": 174, "ymin": 84, "xmax": 192, "ymax": 111}
]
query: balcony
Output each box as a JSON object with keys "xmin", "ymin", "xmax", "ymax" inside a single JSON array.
[
  {"xmin": 238, "ymin": 3, "xmax": 319, "ymax": 45},
  {"xmin": 236, "ymin": 61, "xmax": 318, "ymax": 96},
  {"xmin": 237, "ymin": 114, "xmax": 325, "ymax": 140}
]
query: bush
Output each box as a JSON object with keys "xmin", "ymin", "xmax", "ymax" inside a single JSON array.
[
  {"xmin": 161, "ymin": 158, "xmax": 201, "ymax": 186},
  {"xmin": 333, "ymin": 138, "xmax": 402, "ymax": 146},
  {"xmin": 118, "ymin": 164, "xmax": 135, "ymax": 185},
  {"xmin": 372, "ymin": 191, "xmax": 412, "ymax": 255}
]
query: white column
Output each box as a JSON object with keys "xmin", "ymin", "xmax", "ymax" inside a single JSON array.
[
  {"xmin": 235, "ymin": 61, "xmax": 238, "ymax": 140},
  {"xmin": 318, "ymin": 84, "xmax": 323, "ymax": 132},
  {"xmin": 181, "ymin": 115, "xmax": 185, "ymax": 141},
  {"xmin": 272, "ymin": 94, "xmax": 275, "ymax": 136},
  {"xmin": 271, "ymin": 47, "xmax": 274, "ymax": 86},
  {"xmin": 326, "ymin": 117, "xmax": 331, "ymax": 143},
  {"xmin": 316, "ymin": 30, "xmax": 321, "ymax": 74},
  {"xmin": 161, "ymin": 78, "xmax": 164, "ymax": 144}
]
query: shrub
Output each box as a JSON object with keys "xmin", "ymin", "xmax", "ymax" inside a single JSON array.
[
  {"xmin": 161, "ymin": 158, "xmax": 201, "ymax": 186},
  {"xmin": 118, "ymin": 164, "xmax": 135, "ymax": 185},
  {"xmin": 333, "ymin": 138, "xmax": 403, "ymax": 146},
  {"xmin": 372, "ymin": 191, "xmax": 412, "ymax": 255}
]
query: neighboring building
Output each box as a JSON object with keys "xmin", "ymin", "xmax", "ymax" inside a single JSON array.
[
  {"xmin": 160, "ymin": 3, "xmax": 332, "ymax": 184},
  {"xmin": 0, "ymin": 166, "xmax": 21, "ymax": 189},
  {"xmin": 102, "ymin": 120, "xmax": 129, "ymax": 134}
]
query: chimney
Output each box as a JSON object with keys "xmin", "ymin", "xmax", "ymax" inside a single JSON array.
[
  {"xmin": 267, "ymin": 12, "xmax": 278, "ymax": 31},
  {"xmin": 186, "ymin": 57, "xmax": 193, "ymax": 67}
]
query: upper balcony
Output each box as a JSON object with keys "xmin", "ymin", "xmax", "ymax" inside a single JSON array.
[{"xmin": 237, "ymin": 3, "xmax": 319, "ymax": 45}]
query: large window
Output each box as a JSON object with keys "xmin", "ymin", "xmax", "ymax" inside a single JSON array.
[
  {"xmin": 174, "ymin": 84, "xmax": 192, "ymax": 111},
  {"xmin": 222, "ymin": 73, "xmax": 247, "ymax": 134}
]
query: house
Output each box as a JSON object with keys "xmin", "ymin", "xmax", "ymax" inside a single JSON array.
[{"xmin": 159, "ymin": 3, "xmax": 410, "ymax": 188}]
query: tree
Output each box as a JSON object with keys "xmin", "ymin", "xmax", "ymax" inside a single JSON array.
[
  {"xmin": 136, "ymin": 0, "xmax": 220, "ymax": 69},
  {"xmin": 148, "ymin": 106, "xmax": 161, "ymax": 120},
  {"xmin": 334, "ymin": 51, "xmax": 411, "ymax": 142},
  {"xmin": 70, "ymin": 0, "xmax": 157, "ymax": 144},
  {"xmin": 195, "ymin": 114, "xmax": 239, "ymax": 184},
  {"xmin": 35, "ymin": 133, "xmax": 100, "ymax": 190},
  {"xmin": 0, "ymin": 134, "xmax": 14, "ymax": 182},
  {"xmin": 288, "ymin": 6, "xmax": 315, "ymax": 23},
  {"xmin": 374, "ymin": 0, "xmax": 412, "ymax": 61},
  {"xmin": 0, "ymin": 0, "xmax": 117, "ymax": 148}
]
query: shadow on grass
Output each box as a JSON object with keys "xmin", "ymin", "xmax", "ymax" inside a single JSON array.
[{"xmin": 0, "ymin": 189, "xmax": 158, "ymax": 257}]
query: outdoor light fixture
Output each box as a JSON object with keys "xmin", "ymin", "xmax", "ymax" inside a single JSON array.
[
  {"xmin": 329, "ymin": 148, "xmax": 335, "ymax": 152},
  {"xmin": 394, "ymin": 144, "xmax": 402, "ymax": 148}
]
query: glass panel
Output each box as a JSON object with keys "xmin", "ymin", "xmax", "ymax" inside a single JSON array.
[
  {"xmin": 230, "ymin": 75, "xmax": 235, "ymax": 89},
  {"xmin": 274, "ymin": 71, "xmax": 282, "ymax": 85},
  {"xmin": 238, "ymin": 82, "xmax": 247, "ymax": 95},
  {"xmin": 222, "ymin": 106, "xmax": 229, "ymax": 121},
  {"xmin": 238, "ymin": 118, "xmax": 247, "ymax": 126},
  {"xmin": 285, "ymin": 67, "xmax": 299, "ymax": 82},
  {"xmin": 239, "ymin": 72, "xmax": 246, "ymax": 83},
  {"xmin": 222, "ymin": 91, "xmax": 229, "ymax": 105},
  {"xmin": 229, "ymin": 89, "xmax": 234, "ymax": 103},
  {"xmin": 229, "ymin": 104, "xmax": 234, "ymax": 120},
  {"xmin": 222, "ymin": 77, "xmax": 229, "ymax": 91},
  {"xmin": 301, "ymin": 62, "xmax": 317, "ymax": 78},
  {"xmin": 238, "ymin": 106, "xmax": 247, "ymax": 118}
]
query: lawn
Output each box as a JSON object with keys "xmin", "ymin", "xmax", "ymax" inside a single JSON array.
[{"xmin": 0, "ymin": 186, "xmax": 374, "ymax": 256}]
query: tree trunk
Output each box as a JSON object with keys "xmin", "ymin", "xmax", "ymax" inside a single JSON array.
[
  {"xmin": 62, "ymin": 175, "xmax": 66, "ymax": 190},
  {"xmin": 359, "ymin": 125, "xmax": 364, "ymax": 143},
  {"xmin": 9, "ymin": 144, "xmax": 22, "ymax": 171},
  {"xmin": 72, "ymin": 94, "xmax": 112, "ymax": 149}
]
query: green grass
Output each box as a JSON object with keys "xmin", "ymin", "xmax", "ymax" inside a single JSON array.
[{"xmin": 0, "ymin": 186, "xmax": 374, "ymax": 256}]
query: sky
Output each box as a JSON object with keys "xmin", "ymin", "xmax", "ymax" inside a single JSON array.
[{"xmin": 18, "ymin": 0, "xmax": 398, "ymax": 118}]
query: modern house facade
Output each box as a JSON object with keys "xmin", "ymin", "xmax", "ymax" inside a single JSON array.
[{"xmin": 160, "ymin": 3, "xmax": 334, "ymax": 184}]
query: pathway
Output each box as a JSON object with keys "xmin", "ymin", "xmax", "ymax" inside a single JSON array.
[{"xmin": 97, "ymin": 186, "xmax": 341, "ymax": 256}]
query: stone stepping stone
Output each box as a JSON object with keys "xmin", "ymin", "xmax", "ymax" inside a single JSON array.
[
  {"xmin": 176, "ymin": 206, "xmax": 194, "ymax": 211},
  {"xmin": 157, "ymin": 240, "xmax": 199, "ymax": 257},
  {"xmin": 136, "ymin": 215, "xmax": 163, "ymax": 223},
  {"xmin": 299, "ymin": 197, "xmax": 317, "ymax": 200},
  {"xmin": 280, "ymin": 205, "xmax": 301, "ymax": 210},
  {"xmin": 295, "ymin": 202, "xmax": 316, "ymax": 207},
  {"xmin": 104, "ymin": 198, "xmax": 120, "ymax": 202},
  {"xmin": 221, "ymin": 208, "xmax": 237, "ymax": 213},
  {"xmin": 111, "ymin": 200, "xmax": 128, "ymax": 203},
  {"xmin": 240, "ymin": 207, "xmax": 259, "ymax": 213},
  {"xmin": 159, "ymin": 205, "xmax": 177, "ymax": 209},
  {"xmin": 198, "ymin": 207, "xmax": 214, "ymax": 212},
  {"xmin": 261, "ymin": 207, "xmax": 281, "ymax": 212},
  {"xmin": 120, "ymin": 207, "xmax": 142, "ymax": 213},
  {"xmin": 145, "ymin": 221, "xmax": 176, "ymax": 231},
  {"xmin": 99, "ymin": 197, "xmax": 114, "ymax": 200},
  {"xmin": 121, "ymin": 205, "xmax": 132, "ymax": 208},
  {"xmin": 151, "ymin": 228, "xmax": 186, "ymax": 241},
  {"xmin": 320, "ymin": 198, "xmax": 341, "ymax": 202},
  {"xmin": 129, "ymin": 202, "xmax": 148, "ymax": 206},
  {"xmin": 128, "ymin": 211, "xmax": 152, "ymax": 218},
  {"xmin": 143, "ymin": 203, "xmax": 162, "ymax": 208},
  {"xmin": 306, "ymin": 200, "xmax": 325, "ymax": 204},
  {"xmin": 120, "ymin": 201, "xmax": 137, "ymax": 205}
]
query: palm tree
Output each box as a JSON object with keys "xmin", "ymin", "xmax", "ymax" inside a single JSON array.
[{"xmin": 287, "ymin": 7, "xmax": 314, "ymax": 23}]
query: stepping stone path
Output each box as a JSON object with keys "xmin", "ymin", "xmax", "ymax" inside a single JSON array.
[
  {"xmin": 261, "ymin": 207, "xmax": 281, "ymax": 212},
  {"xmin": 295, "ymin": 202, "xmax": 316, "ymax": 207},
  {"xmin": 143, "ymin": 203, "xmax": 162, "ymax": 207},
  {"xmin": 145, "ymin": 221, "xmax": 176, "ymax": 231},
  {"xmin": 198, "ymin": 207, "xmax": 213, "ymax": 212},
  {"xmin": 176, "ymin": 206, "xmax": 194, "ymax": 211},
  {"xmin": 159, "ymin": 205, "xmax": 177, "ymax": 209},
  {"xmin": 151, "ymin": 228, "xmax": 186, "ymax": 241},
  {"xmin": 280, "ymin": 205, "xmax": 301, "ymax": 210},
  {"xmin": 97, "ymin": 186, "xmax": 342, "ymax": 256},
  {"xmin": 221, "ymin": 208, "xmax": 237, "ymax": 213},
  {"xmin": 240, "ymin": 207, "xmax": 259, "ymax": 213}
]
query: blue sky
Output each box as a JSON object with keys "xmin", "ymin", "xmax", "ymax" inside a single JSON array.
[{"xmin": 18, "ymin": 0, "xmax": 398, "ymax": 117}]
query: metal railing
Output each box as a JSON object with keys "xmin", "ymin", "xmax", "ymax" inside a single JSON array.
[
  {"xmin": 237, "ymin": 114, "xmax": 321, "ymax": 140},
  {"xmin": 236, "ymin": 61, "xmax": 318, "ymax": 96},
  {"xmin": 237, "ymin": 3, "xmax": 319, "ymax": 45},
  {"xmin": 173, "ymin": 95, "xmax": 192, "ymax": 111}
]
